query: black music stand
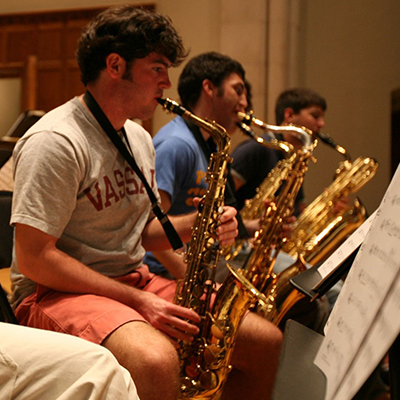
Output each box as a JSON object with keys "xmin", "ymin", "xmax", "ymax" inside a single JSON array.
[
  {"xmin": 276, "ymin": 245, "xmax": 398, "ymax": 400},
  {"xmin": 272, "ymin": 319, "xmax": 326, "ymax": 400}
]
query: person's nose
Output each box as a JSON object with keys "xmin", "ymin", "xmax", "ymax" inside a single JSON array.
[
  {"xmin": 239, "ymin": 93, "xmax": 248, "ymax": 111},
  {"xmin": 159, "ymin": 72, "xmax": 171, "ymax": 90}
]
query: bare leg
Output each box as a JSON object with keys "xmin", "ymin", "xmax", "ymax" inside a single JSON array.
[
  {"xmin": 222, "ymin": 313, "xmax": 283, "ymax": 400},
  {"xmin": 103, "ymin": 321, "xmax": 180, "ymax": 400}
]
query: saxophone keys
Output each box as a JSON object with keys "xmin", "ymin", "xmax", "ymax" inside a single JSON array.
[
  {"xmin": 211, "ymin": 323, "xmax": 225, "ymax": 340},
  {"xmin": 199, "ymin": 369, "xmax": 218, "ymax": 390}
]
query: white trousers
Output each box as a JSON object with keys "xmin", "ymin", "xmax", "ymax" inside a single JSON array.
[{"xmin": 0, "ymin": 323, "xmax": 139, "ymax": 400}]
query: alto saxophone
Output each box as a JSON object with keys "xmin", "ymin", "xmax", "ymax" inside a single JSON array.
[
  {"xmin": 223, "ymin": 114, "xmax": 315, "ymax": 261},
  {"xmin": 235, "ymin": 119, "xmax": 316, "ymax": 298},
  {"xmin": 158, "ymin": 98, "xmax": 264, "ymax": 399}
]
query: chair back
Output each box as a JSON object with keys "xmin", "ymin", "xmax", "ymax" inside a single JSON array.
[
  {"xmin": 0, "ymin": 191, "xmax": 13, "ymax": 269},
  {"xmin": 0, "ymin": 191, "xmax": 18, "ymax": 324}
]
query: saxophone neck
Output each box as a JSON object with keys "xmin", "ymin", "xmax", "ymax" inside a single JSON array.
[
  {"xmin": 236, "ymin": 121, "xmax": 294, "ymax": 156},
  {"xmin": 158, "ymin": 97, "xmax": 230, "ymax": 153},
  {"xmin": 316, "ymin": 132, "xmax": 351, "ymax": 161},
  {"xmin": 237, "ymin": 111, "xmax": 314, "ymax": 151}
]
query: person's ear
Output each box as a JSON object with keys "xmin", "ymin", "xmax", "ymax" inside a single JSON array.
[
  {"xmin": 105, "ymin": 53, "xmax": 125, "ymax": 79},
  {"xmin": 283, "ymin": 107, "xmax": 296, "ymax": 124},
  {"xmin": 202, "ymin": 79, "xmax": 217, "ymax": 98}
]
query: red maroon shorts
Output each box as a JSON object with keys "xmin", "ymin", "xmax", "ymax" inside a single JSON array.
[{"xmin": 15, "ymin": 266, "xmax": 177, "ymax": 345}]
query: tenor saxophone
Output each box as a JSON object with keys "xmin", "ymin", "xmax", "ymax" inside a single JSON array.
[
  {"xmin": 223, "ymin": 116, "xmax": 311, "ymax": 261},
  {"xmin": 241, "ymin": 140, "xmax": 316, "ymax": 291},
  {"xmin": 232, "ymin": 116, "xmax": 315, "ymax": 291},
  {"xmin": 158, "ymin": 98, "xmax": 264, "ymax": 399},
  {"xmin": 228, "ymin": 113, "xmax": 319, "ymax": 328}
]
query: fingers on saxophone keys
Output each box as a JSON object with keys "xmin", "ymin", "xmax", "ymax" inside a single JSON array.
[
  {"xmin": 219, "ymin": 205, "xmax": 237, "ymax": 223},
  {"xmin": 164, "ymin": 324, "xmax": 198, "ymax": 343},
  {"xmin": 217, "ymin": 207, "xmax": 238, "ymax": 245},
  {"xmin": 166, "ymin": 316, "xmax": 200, "ymax": 342},
  {"xmin": 218, "ymin": 229, "xmax": 239, "ymax": 246}
]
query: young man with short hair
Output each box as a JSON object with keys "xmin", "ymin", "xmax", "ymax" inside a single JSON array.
[
  {"xmin": 231, "ymin": 87, "xmax": 327, "ymax": 213},
  {"xmin": 10, "ymin": 8, "xmax": 280, "ymax": 400},
  {"xmin": 146, "ymin": 51, "xmax": 283, "ymax": 399}
]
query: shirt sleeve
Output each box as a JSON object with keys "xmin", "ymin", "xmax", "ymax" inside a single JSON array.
[{"xmin": 11, "ymin": 132, "xmax": 84, "ymax": 238}]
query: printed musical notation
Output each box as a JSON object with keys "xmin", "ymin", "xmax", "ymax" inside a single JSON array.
[{"xmin": 314, "ymin": 163, "xmax": 400, "ymax": 400}]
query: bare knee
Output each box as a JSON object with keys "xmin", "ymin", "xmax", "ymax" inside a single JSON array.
[
  {"xmin": 224, "ymin": 314, "xmax": 283, "ymax": 400},
  {"xmin": 233, "ymin": 313, "xmax": 283, "ymax": 369},
  {"xmin": 103, "ymin": 322, "xmax": 180, "ymax": 400},
  {"xmin": 132, "ymin": 337, "xmax": 179, "ymax": 375}
]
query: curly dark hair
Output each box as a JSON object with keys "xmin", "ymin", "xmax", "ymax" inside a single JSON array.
[
  {"xmin": 275, "ymin": 88, "xmax": 327, "ymax": 125},
  {"xmin": 76, "ymin": 5, "xmax": 187, "ymax": 86},
  {"xmin": 178, "ymin": 52, "xmax": 246, "ymax": 110}
]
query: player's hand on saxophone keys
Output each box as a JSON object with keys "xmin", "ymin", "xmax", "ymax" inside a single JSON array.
[
  {"xmin": 133, "ymin": 291, "xmax": 201, "ymax": 342},
  {"xmin": 193, "ymin": 197, "xmax": 238, "ymax": 246}
]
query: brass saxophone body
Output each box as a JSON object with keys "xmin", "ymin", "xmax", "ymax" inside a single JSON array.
[
  {"xmin": 242, "ymin": 118, "xmax": 378, "ymax": 327},
  {"xmin": 248, "ymin": 146, "xmax": 316, "ymax": 328},
  {"xmin": 232, "ymin": 113, "xmax": 316, "ymax": 291},
  {"xmin": 257, "ymin": 157, "xmax": 378, "ymax": 329},
  {"xmin": 223, "ymin": 116, "xmax": 309, "ymax": 261},
  {"xmin": 231, "ymin": 112, "xmax": 318, "ymax": 328},
  {"xmin": 158, "ymin": 98, "xmax": 263, "ymax": 399},
  {"xmin": 282, "ymin": 157, "xmax": 379, "ymax": 266},
  {"xmin": 242, "ymin": 144, "xmax": 315, "ymax": 290}
]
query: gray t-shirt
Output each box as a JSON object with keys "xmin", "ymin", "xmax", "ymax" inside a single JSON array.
[{"xmin": 10, "ymin": 97, "xmax": 158, "ymax": 307}]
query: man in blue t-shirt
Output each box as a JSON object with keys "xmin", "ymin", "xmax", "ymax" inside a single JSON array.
[
  {"xmin": 145, "ymin": 69, "xmax": 333, "ymax": 335},
  {"xmin": 144, "ymin": 50, "xmax": 283, "ymax": 400},
  {"xmin": 144, "ymin": 52, "xmax": 250, "ymax": 277}
]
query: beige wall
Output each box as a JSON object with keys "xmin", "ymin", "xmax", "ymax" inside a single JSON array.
[
  {"xmin": 298, "ymin": 0, "xmax": 400, "ymax": 214},
  {"xmin": 0, "ymin": 0, "xmax": 399, "ymax": 214},
  {"xmin": 0, "ymin": 78, "xmax": 21, "ymax": 136}
]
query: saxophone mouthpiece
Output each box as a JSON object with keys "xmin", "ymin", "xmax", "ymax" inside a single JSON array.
[
  {"xmin": 237, "ymin": 111, "xmax": 252, "ymax": 126},
  {"xmin": 236, "ymin": 121, "xmax": 256, "ymax": 139},
  {"xmin": 316, "ymin": 132, "xmax": 336, "ymax": 147},
  {"xmin": 157, "ymin": 97, "xmax": 186, "ymax": 117},
  {"xmin": 316, "ymin": 132, "xmax": 351, "ymax": 161}
]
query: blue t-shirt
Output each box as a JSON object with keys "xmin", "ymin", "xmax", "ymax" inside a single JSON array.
[{"xmin": 144, "ymin": 116, "xmax": 209, "ymax": 273}]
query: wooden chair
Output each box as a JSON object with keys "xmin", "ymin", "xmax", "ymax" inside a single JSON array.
[{"xmin": 0, "ymin": 191, "xmax": 18, "ymax": 324}]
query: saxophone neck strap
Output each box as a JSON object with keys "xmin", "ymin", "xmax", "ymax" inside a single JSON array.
[{"xmin": 83, "ymin": 90, "xmax": 184, "ymax": 251}]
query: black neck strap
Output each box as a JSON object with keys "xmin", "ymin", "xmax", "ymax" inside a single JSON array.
[{"xmin": 83, "ymin": 91, "xmax": 184, "ymax": 251}]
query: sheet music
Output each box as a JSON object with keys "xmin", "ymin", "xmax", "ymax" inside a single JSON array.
[
  {"xmin": 333, "ymin": 272, "xmax": 400, "ymax": 400},
  {"xmin": 314, "ymin": 164, "xmax": 400, "ymax": 400},
  {"xmin": 315, "ymin": 210, "xmax": 376, "ymax": 282}
]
